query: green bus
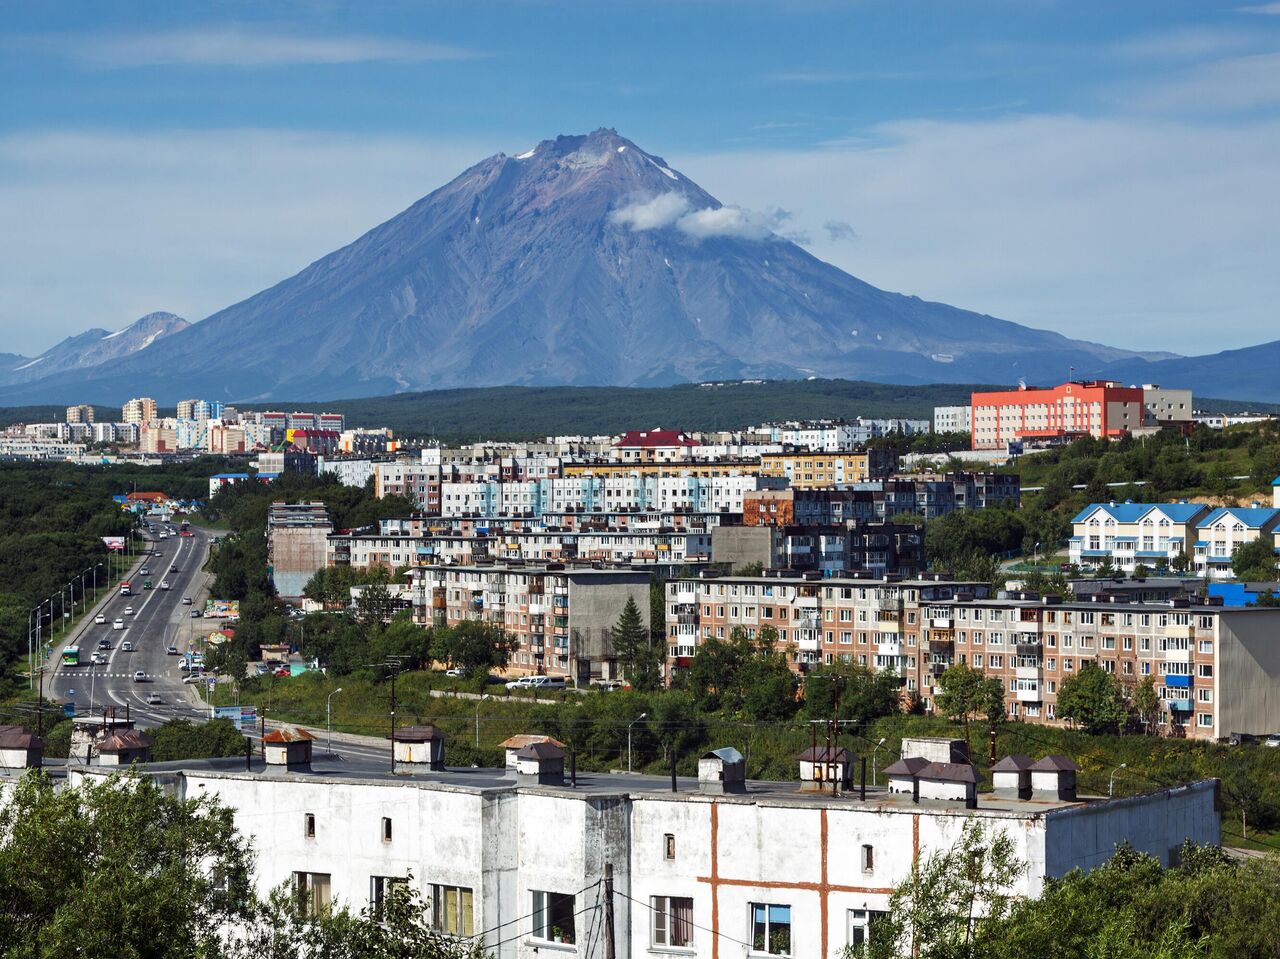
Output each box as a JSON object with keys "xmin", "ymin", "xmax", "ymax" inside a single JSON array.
[{"xmin": 61, "ymin": 646, "xmax": 80, "ymax": 667}]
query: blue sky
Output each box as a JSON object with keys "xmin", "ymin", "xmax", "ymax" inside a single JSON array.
[{"xmin": 2, "ymin": 0, "xmax": 1279, "ymax": 357}]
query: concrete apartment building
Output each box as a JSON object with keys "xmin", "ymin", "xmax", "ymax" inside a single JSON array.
[
  {"xmin": 666, "ymin": 571, "xmax": 1280, "ymax": 739},
  {"xmin": 411, "ymin": 564, "xmax": 649, "ymax": 682},
  {"xmin": 267, "ymin": 502, "xmax": 334, "ymax": 598},
  {"xmin": 436, "ymin": 475, "xmax": 769, "ymax": 519},
  {"xmin": 63, "ymin": 736, "xmax": 1218, "ymax": 959},
  {"xmin": 970, "ymin": 381, "xmax": 1145, "ymax": 451},
  {"xmin": 933, "ymin": 405, "xmax": 971, "ymax": 434},
  {"xmin": 710, "ymin": 523, "xmax": 925, "ymax": 580},
  {"xmin": 121, "ymin": 396, "xmax": 158, "ymax": 425},
  {"xmin": 759, "ymin": 449, "xmax": 898, "ymax": 487},
  {"xmin": 65, "ymin": 404, "xmax": 94, "ymax": 424},
  {"xmin": 1069, "ymin": 502, "xmax": 1211, "ymax": 572}
]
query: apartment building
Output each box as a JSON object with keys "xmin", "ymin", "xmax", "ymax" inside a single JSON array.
[
  {"xmin": 437, "ymin": 475, "xmax": 768, "ymax": 519},
  {"xmin": 1141, "ymin": 387, "xmax": 1193, "ymax": 427},
  {"xmin": 742, "ymin": 474, "xmax": 1019, "ymax": 527},
  {"xmin": 1069, "ymin": 502, "xmax": 1211, "ymax": 572},
  {"xmin": 68, "ymin": 741, "xmax": 1218, "ymax": 959},
  {"xmin": 410, "ymin": 564, "xmax": 649, "ymax": 682},
  {"xmin": 933, "ymin": 405, "xmax": 971, "ymax": 434},
  {"xmin": 1193, "ymin": 506, "xmax": 1280, "ymax": 580},
  {"xmin": 666, "ymin": 571, "xmax": 1280, "ymax": 739},
  {"xmin": 267, "ymin": 502, "xmax": 333, "ymax": 598},
  {"xmin": 710, "ymin": 523, "xmax": 925, "ymax": 580},
  {"xmin": 610, "ymin": 429, "xmax": 699, "ymax": 463},
  {"xmin": 759, "ymin": 449, "xmax": 897, "ymax": 487},
  {"xmin": 970, "ymin": 381, "xmax": 1144, "ymax": 451},
  {"xmin": 121, "ymin": 396, "xmax": 158, "ymax": 425},
  {"xmin": 561, "ymin": 460, "xmax": 760, "ymax": 479},
  {"xmin": 65, "ymin": 404, "xmax": 95, "ymax": 424}
]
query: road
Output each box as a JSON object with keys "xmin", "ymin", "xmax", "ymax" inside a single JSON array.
[{"xmin": 48, "ymin": 523, "xmax": 215, "ymax": 727}]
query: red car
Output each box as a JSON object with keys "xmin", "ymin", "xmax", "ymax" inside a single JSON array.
[
  {"xmin": 180, "ymin": 530, "xmax": 194, "ymax": 537},
  {"xmin": 273, "ymin": 667, "xmax": 290, "ymax": 677}
]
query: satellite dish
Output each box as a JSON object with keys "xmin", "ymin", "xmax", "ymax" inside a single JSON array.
[{"xmin": 1017, "ymin": 377, "xmax": 1027, "ymax": 390}]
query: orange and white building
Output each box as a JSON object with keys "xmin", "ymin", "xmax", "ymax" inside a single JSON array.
[{"xmin": 970, "ymin": 381, "xmax": 1144, "ymax": 451}]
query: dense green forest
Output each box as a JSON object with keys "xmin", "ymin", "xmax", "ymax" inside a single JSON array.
[{"xmin": 0, "ymin": 460, "xmax": 234, "ymax": 702}]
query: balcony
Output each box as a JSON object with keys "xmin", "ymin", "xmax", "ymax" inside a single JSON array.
[
  {"xmin": 876, "ymin": 641, "xmax": 903, "ymax": 658},
  {"xmin": 797, "ymin": 614, "xmax": 820, "ymax": 630},
  {"xmin": 677, "ymin": 613, "xmax": 699, "ymax": 626},
  {"xmin": 675, "ymin": 590, "xmax": 697, "ymax": 605},
  {"xmin": 930, "ymin": 617, "xmax": 953, "ymax": 630},
  {"xmin": 1164, "ymin": 624, "xmax": 1195, "ymax": 640},
  {"xmin": 1164, "ymin": 696, "xmax": 1193, "ymax": 713},
  {"xmin": 1015, "ymin": 665, "xmax": 1043, "ymax": 681},
  {"xmin": 1014, "ymin": 642, "xmax": 1042, "ymax": 657},
  {"xmin": 1162, "ymin": 646, "xmax": 1192, "ymax": 663},
  {"xmin": 877, "ymin": 597, "xmax": 901, "ymax": 611},
  {"xmin": 672, "ymin": 603, "xmax": 697, "ymax": 616},
  {"xmin": 797, "ymin": 636, "xmax": 821, "ymax": 652},
  {"xmin": 1015, "ymin": 685, "xmax": 1042, "ymax": 703},
  {"xmin": 876, "ymin": 617, "xmax": 900, "ymax": 633}
]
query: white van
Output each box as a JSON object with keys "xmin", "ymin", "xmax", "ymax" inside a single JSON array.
[{"xmin": 505, "ymin": 674, "xmax": 567, "ymax": 691}]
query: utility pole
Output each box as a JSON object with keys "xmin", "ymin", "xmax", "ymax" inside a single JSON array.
[{"xmin": 604, "ymin": 862, "xmax": 616, "ymax": 959}]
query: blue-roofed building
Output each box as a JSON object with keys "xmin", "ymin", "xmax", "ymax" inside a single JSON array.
[
  {"xmin": 1207, "ymin": 582, "xmax": 1280, "ymax": 606},
  {"xmin": 1069, "ymin": 501, "xmax": 1211, "ymax": 573},
  {"xmin": 1193, "ymin": 506, "xmax": 1280, "ymax": 580}
]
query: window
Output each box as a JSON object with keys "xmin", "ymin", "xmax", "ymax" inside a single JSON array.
[
  {"xmin": 861, "ymin": 844, "xmax": 874, "ymax": 873},
  {"xmin": 665, "ymin": 834, "xmax": 676, "ymax": 861},
  {"xmin": 652, "ymin": 896, "xmax": 694, "ymax": 949},
  {"xmin": 1198, "ymin": 713, "xmax": 1213, "ymax": 728},
  {"xmin": 304, "ymin": 813, "xmax": 316, "ymax": 839},
  {"xmin": 293, "ymin": 872, "xmax": 331, "ymax": 917},
  {"xmin": 371, "ymin": 876, "xmax": 407, "ymax": 919},
  {"xmin": 382, "ymin": 817, "xmax": 393, "ymax": 843},
  {"xmin": 750, "ymin": 903, "xmax": 791, "ymax": 956},
  {"xmin": 531, "ymin": 890, "xmax": 575, "ymax": 944},
  {"xmin": 431, "ymin": 884, "xmax": 475, "ymax": 936},
  {"xmin": 847, "ymin": 910, "xmax": 883, "ymax": 948}
]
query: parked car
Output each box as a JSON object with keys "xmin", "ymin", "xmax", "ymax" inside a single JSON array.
[
  {"xmin": 112, "ymin": 619, "xmax": 125, "ymax": 630},
  {"xmin": 94, "ymin": 613, "xmax": 106, "ymax": 625},
  {"xmin": 132, "ymin": 670, "xmax": 146, "ymax": 682},
  {"xmin": 445, "ymin": 667, "xmax": 470, "ymax": 677},
  {"xmin": 182, "ymin": 596, "xmax": 193, "ymax": 605},
  {"xmin": 190, "ymin": 609, "xmax": 201, "ymax": 618},
  {"xmin": 505, "ymin": 675, "xmax": 566, "ymax": 690},
  {"xmin": 593, "ymin": 680, "xmax": 625, "ymax": 692},
  {"xmin": 120, "ymin": 641, "xmax": 134, "ymax": 652},
  {"xmin": 1265, "ymin": 734, "xmax": 1280, "ymax": 749},
  {"xmin": 182, "ymin": 675, "xmax": 205, "ymax": 685},
  {"xmin": 145, "ymin": 693, "xmax": 163, "ymax": 705}
]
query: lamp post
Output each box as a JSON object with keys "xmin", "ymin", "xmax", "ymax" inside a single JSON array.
[
  {"xmin": 871, "ymin": 737, "xmax": 887, "ymax": 787},
  {"xmin": 326, "ymin": 687, "xmax": 344, "ymax": 756},
  {"xmin": 1109, "ymin": 762, "xmax": 1128, "ymax": 798},
  {"xmin": 627, "ymin": 712, "xmax": 648, "ymax": 773}
]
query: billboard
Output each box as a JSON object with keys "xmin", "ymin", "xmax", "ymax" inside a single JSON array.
[
  {"xmin": 101, "ymin": 536, "xmax": 126, "ymax": 551},
  {"xmin": 213, "ymin": 705, "xmax": 242, "ymax": 730},
  {"xmin": 204, "ymin": 599, "xmax": 240, "ymax": 619}
]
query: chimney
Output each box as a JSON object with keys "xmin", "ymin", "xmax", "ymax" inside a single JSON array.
[
  {"xmin": 797, "ymin": 745, "xmax": 852, "ymax": 792},
  {"xmin": 262, "ymin": 727, "xmax": 315, "ymax": 770},
  {"xmin": 991, "ymin": 754, "xmax": 1033, "ymax": 799},
  {"xmin": 392, "ymin": 725, "xmax": 446, "ymax": 770},
  {"xmin": 698, "ymin": 747, "xmax": 746, "ymax": 795},
  {"xmin": 1030, "ymin": 755, "xmax": 1080, "ymax": 801}
]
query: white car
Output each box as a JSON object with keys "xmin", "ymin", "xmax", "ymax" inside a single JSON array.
[
  {"xmin": 145, "ymin": 692, "xmax": 163, "ymax": 705},
  {"xmin": 113, "ymin": 619, "xmax": 125, "ymax": 630},
  {"xmin": 94, "ymin": 614, "xmax": 106, "ymax": 625},
  {"xmin": 120, "ymin": 641, "xmax": 134, "ymax": 652},
  {"xmin": 123, "ymin": 605, "xmax": 134, "ymax": 615},
  {"xmin": 133, "ymin": 670, "xmax": 146, "ymax": 682},
  {"xmin": 505, "ymin": 675, "xmax": 566, "ymax": 690},
  {"xmin": 91, "ymin": 652, "xmax": 107, "ymax": 665},
  {"xmin": 159, "ymin": 581, "xmax": 171, "ymax": 590}
]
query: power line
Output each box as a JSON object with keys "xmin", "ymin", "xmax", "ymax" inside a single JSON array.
[
  {"xmin": 466, "ymin": 879, "xmax": 601, "ymax": 945},
  {"xmin": 616, "ymin": 887, "xmax": 759, "ymax": 952}
]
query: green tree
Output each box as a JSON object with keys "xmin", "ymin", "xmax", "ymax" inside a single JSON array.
[
  {"xmin": 804, "ymin": 664, "xmax": 902, "ymax": 725},
  {"xmin": 935, "ymin": 664, "xmax": 1004, "ymax": 755},
  {"xmin": 1057, "ymin": 661, "xmax": 1127, "ymax": 734},
  {"xmin": 1232, "ymin": 537, "xmax": 1278, "ymax": 581},
  {"xmin": 0, "ymin": 770, "xmax": 254, "ymax": 958},
  {"xmin": 1170, "ymin": 550, "xmax": 1191, "ymax": 573},
  {"xmin": 1131, "ymin": 675, "xmax": 1160, "ymax": 733},
  {"xmin": 611, "ymin": 596, "xmax": 661, "ymax": 691},
  {"xmin": 429, "ymin": 621, "xmax": 518, "ymax": 675}
]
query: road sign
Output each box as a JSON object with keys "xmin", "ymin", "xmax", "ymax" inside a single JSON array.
[
  {"xmin": 240, "ymin": 706, "xmax": 257, "ymax": 726},
  {"xmin": 213, "ymin": 705, "xmax": 242, "ymax": 730},
  {"xmin": 63, "ymin": 703, "xmax": 75, "ymax": 717}
]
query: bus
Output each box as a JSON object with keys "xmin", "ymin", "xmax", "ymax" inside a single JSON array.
[
  {"xmin": 120, "ymin": 581, "xmax": 131, "ymax": 596},
  {"xmin": 61, "ymin": 646, "xmax": 80, "ymax": 667}
]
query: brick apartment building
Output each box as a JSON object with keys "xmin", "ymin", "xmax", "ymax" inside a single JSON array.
[{"xmin": 665, "ymin": 571, "xmax": 1280, "ymax": 740}]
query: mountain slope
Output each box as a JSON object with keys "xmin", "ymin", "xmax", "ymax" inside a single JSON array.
[
  {"xmin": 0, "ymin": 130, "xmax": 1160, "ymax": 404},
  {"xmin": 1098, "ymin": 340, "xmax": 1280, "ymax": 404},
  {"xmin": 0, "ymin": 312, "xmax": 188, "ymax": 387}
]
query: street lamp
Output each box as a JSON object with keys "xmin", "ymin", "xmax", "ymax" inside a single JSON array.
[
  {"xmin": 1109, "ymin": 762, "xmax": 1128, "ymax": 798},
  {"xmin": 326, "ymin": 687, "xmax": 344, "ymax": 756},
  {"xmin": 627, "ymin": 712, "xmax": 648, "ymax": 773},
  {"xmin": 871, "ymin": 737, "xmax": 887, "ymax": 787}
]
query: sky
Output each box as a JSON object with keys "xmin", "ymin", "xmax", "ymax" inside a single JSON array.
[{"xmin": 2, "ymin": 0, "xmax": 1279, "ymax": 358}]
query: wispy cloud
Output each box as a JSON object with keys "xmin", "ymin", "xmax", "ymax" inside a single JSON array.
[
  {"xmin": 1239, "ymin": 2, "xmax": 1280, "ymax": 13},
  {"xmin": 38, "ymin": 26, "xmax": 484, "ymax": 68},
  {"xmin": 1129, "ymin": 51, "xmax": 1280, "ymax": 112},
  {"xmin": 610, "ymin": 192, "xmax": 792, "ymax": 241},
  {"xmin": 764, "ymin": 70, "xmax": 925, "ymax": 84},
  {"xmin": 1111, "ymin": 26, "xmax": 1263, "ymax": 61},
  {"xmin": 823, "ymin": 220, "xmax": 856, "ymax": 242}
]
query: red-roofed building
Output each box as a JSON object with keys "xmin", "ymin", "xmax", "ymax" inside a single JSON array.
[{"xmin": 611, "ymin": 428, "xmax": 700, "ymax": 464}]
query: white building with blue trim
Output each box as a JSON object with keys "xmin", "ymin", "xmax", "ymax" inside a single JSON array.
[{"xmin": 1069, "ymin": 502, "xmax": 1210, "ymax": 572}]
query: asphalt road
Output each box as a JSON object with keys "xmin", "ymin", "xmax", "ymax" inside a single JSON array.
[{"xmin": 48, "ymin": 524, "xmax": 215, "ymax": 727}]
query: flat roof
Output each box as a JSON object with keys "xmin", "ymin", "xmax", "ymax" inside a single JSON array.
[{"xmin": 89, "ymin": 754, "xmax": 1211, "ymax": 821}]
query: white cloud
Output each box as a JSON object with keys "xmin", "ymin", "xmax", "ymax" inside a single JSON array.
[
  {"xmin": 1129, "ymin": 51, "xmax": 1280, "ymax": 113},
  {"xmin": 672, "ymin": 114, "xmax": 1280, "ymax": 355},
  {"xmin": 1111, "ymin": 26, "xmax": 1262, "ymax": 61},
  {"xmin": 1239, "ymin": 2, "xmax": 1280, "ymax": 13},
  {"xmin": 609, "ymin": 193, "xmax": 690, "ymax": 230},
  {"xmin": 39, "ymin": 27, "xmax": 482, "ymax": 68}
]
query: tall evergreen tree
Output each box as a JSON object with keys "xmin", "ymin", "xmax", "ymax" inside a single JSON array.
[{"xmin": 611, "ymin": 596, "xmax": 662, "ymax": 691}]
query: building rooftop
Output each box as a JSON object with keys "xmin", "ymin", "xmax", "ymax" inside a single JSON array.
[{"xmin": 93, "ymin": 754, "xmax": 1213, "ymax": 821}]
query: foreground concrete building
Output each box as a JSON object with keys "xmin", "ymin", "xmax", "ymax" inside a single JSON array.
[{"xmin": 61, "ymin": 741, "xmax": 1219, "ymax": 959}]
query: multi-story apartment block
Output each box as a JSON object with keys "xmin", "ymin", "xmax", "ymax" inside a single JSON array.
[
  {"xmin": 759, "ymin": 449, "xmax": 897, "ymax": 487},
  {"xmin": 437, "ymin": 475, "xmax": 768, "ymax": 518},
  {"xmin": 933, "ymin": 405, "xmax": 971, "ymax": 434},
  {"xmin": 1069, "ymin": 502, "xmax": 1210, "ymax": 572},
  {"xmin": 121, "ymin": 396, "xmax": 158, "ymax": 425},
  {"xmin": 72, "ymin": 742, "xmax": 1218, "ymax": 959},
  {"xmin": 561, "ymin": 460, "xmax": 758, "ymax": 479},
  {"xmin": 1141, "ymin": 386, "xmax": 1193, "ymax": 427},
  {"xmin": 742, "ymin": 473, "xmax": 1019, "ymax": 527},
  {"xmin": 410, "ymin": 564, "xmax": 649, "ymax": 682},
  {"xmin": 319, "ymin": 457, "xmax": 383, "ymax": 489},
  {"xmin": 610, "ymin": 429, "xmax": 699, "ymax": 463},
  {"xmin": 266, "ymin": 502, "xmax": 333, "ymax": 598},
  {"xmin": 666, "ymin": 571, "xmax": 1280, "ymax": 739},
  {"xmin": 710, "ymin": 523, "xmax": 925, "ymax": 579},
  {"xmin": 970, "ymin": 381, "xmax": 1144, "ymax": 451},
  {"xmin": 65, "ymin": 404, "xmax": 94, "ymax": 424},
  {"xmin": 1193, "ymin": 506, "xmax": 1280, "ymax": 579}
]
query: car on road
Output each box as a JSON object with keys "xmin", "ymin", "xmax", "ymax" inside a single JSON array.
[
  {"xmin": 132, "ymin": 670, "xmax": 146, "ymax": 682},
  {"xmin": 180, "ymin": 530, "xmax": 193, "ymax": 537},
  {"xmin": 182, "ymin": 674, "xmax": 206, "ymax": 684},
  {"xmin": 112, "ymin": 618, "xmax": 125, "ymax": 630},
  {"xmin": 166, "ymin": 645, "xmax": 179, "ymax": 656},
  {"xmin": 159, "ymin": 581, "xmax": 171, "ymax": 590},
  {"xmin": 120, "ymin": 641, "xmax": 134, "ymax": 652},
  {"xmin": 140, "ymin": 566, "xmax": 150, "ymax": 575},
  {"xmin": 94, "ymin": 613, "xmax": 106, "ymax": 625},
  {"xmin": 123, "ymin": 605, "xmax": 134, "ymax": 615},
  {"xmin": 145, "ymin": 693, "xmax": 163, "ymax": 705},
  {"xmin": 91, "ymin": 652, "xmax": 107, "ymax": 665},
  {"xmin": 182, "ymin": 596, "xmax": 193, "ymax": 605},
  {"xmin": 97, "ymin": 638, "xmax": 111, "ymax": 650},
  {"xmin": 505, "ymin": 675, "xmax": 566, "ymax": 691}
]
